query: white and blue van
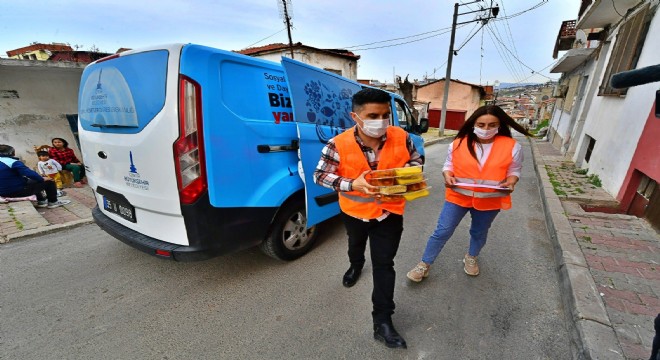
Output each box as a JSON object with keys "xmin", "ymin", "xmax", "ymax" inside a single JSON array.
[{"xmin": 78, "ymin": 44, "xmax": 428, "ymax": 261}]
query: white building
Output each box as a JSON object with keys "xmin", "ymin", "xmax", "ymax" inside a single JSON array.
[
  {"xmin": 236, "ymin": 42, "xmax": 360, "ymax": 80},
  {"xmin": 549, "ymin": 0, "xmax": 660, "ymax": 228}
]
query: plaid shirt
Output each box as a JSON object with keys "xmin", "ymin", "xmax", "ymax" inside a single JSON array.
[
  {"xmin": 313, "ymin": 127, "xmax": 423, "ymax": 192},
  {"xmin": 48, "ymin": 147, "xmax": 80, "ymax": 166}
]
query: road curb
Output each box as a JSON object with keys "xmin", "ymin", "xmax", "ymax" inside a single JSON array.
[
  {"xmin": 423, "ymin": 137, "xmax": 454, "ymax": 147},
  {"xmin": 528, "ymin": 138, "xmax": 624, "ymax": 360},
  {"xmin": 4, "ymin": 218, "xmax": 94, "ymax": 243}
]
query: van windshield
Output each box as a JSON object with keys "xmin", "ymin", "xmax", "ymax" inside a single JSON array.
[{"xmin": 78, "ymin": 50, "xmax": 168, "ymax": 133}]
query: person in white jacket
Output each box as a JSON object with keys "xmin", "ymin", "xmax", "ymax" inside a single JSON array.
[{"xmin": 37, "ymin": 151, "xmax": 63, "ymax": 189}]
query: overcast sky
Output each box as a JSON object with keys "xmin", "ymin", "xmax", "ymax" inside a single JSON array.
[{"xmin": 1, "ymin": 0, "xmax": 580, "ymax": 85}]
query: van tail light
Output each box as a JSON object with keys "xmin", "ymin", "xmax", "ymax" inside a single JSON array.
[{"xmin": 174, "ymin": 75, "xmax": 207, "ymax": 204}]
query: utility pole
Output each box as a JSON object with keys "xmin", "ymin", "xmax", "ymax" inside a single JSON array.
[
  {"xmin": 279, "ymin": 0, "xmax": 295, "ymax": 59},
  {"xmin": 439, "ymin": 0, "xmax": 499, "ymax": 136},
  {"xmin": 439, "ymin": 2, "xmax": 459, "ymax": 136}
]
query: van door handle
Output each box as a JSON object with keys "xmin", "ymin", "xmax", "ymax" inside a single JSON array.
[{"xmin": 257, "ymin": 140, "xmax": 299, "ymax": 153}]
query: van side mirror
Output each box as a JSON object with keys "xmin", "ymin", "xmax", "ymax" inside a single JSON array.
[{"xmin": 418, "ymin": 118, "xmax": 429, "ymax": 133}]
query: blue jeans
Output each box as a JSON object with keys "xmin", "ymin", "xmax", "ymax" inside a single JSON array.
[{"xmin": 421, "ymin": 201, "xmax": 500, "ymax": 264}]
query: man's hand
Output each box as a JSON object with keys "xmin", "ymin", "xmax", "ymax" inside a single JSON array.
[
  {"xmin": 443, "ymin": 170, "xmax": 457, "ymax": 187},
  {"xmin": 351, "ymin": 170, "xmax": 379, "ymax": 195}
]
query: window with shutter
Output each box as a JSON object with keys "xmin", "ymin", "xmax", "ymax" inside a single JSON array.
[{"xmin": 599, "ymin": 4, "xmax": 651, "ymax": 96}]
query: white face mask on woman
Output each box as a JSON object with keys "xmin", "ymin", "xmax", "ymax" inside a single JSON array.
[
  {"xmin": 354, "ymin": 114, "xmax": 390, "ymax": 138},
  {"xmin": 473, "ymin": 127, "xmax": 498, "ymax": 140}
]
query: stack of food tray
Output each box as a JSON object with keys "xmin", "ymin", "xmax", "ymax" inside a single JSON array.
[{"xmin": 366, "ymin": 165, "xmax": 430, "ymax": 202}]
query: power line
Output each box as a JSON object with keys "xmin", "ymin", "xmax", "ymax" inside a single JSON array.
[
  {"xmin": 493, "ymin": 0, "xmax": 548, "ymax": 21},
  {"xmin": 340, "ymin": 1, "xmax": 547, "ymax": 52},
  {"xmin": 486, "ymin": 23, "xmax": 523, "ymax": 82},
  {"xmin": 499, "ymin": 0, "xmax": 527, "ymax": 79},
  {"xmin": 488, "ymin": 20, "xmax": 521, "ymax": 81},
  {"xmin": 487, "ymin": 27, "xmax": 554, "ymax": 80},
  {"xmin": 243, "ymin": 28, "xmax": 287, "ymax": 49},
  {"xmin": 508, "ymin": 60, "xmax": 559, "ymax": 84},
  {"xmin": 348, "ymin": 23, "xmax": 469, "ymax": 51},
  {"xmin": 342, "ymin": 25, "xmax": 454, "ymax": 49},
  {"xmin": 491, "ymin": 20, "xmax": 525, "ymax": 80},
  {"xmin": 480, "ymin": 25, "xmax": 485, "ymax": 84},
  {"xmin": 455, "ymin": 22, "xmax": 484, "ymax": 53}
]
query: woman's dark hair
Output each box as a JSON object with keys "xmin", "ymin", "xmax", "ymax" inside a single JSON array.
[
  {"xmin": 455, "ymin": 105, "xmax": 533, "ymax": 161},
  {"xmin": 51, "ymin": 137, "xmax": 69, "ymax": 148}
]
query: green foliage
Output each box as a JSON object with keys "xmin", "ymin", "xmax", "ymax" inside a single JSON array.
[
  {"xmin": 7, "ymin": 206, "xmax": 24, "ymax": 230},
  {"xmin": 531, "ymin": 119, "xmax": 549, "ymax": 135},
  {"xmin": 588, "ymin": 174, "xmax": 602, "ymax": 187},
  {"xmin": 546, "ymin": 166, "xmax": 567, "ymax": 195},
  {"xmin": 574, "ymin": 168, "xmax": 588, "ymax": 175}
]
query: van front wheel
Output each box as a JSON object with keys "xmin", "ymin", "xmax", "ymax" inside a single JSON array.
[{"xmin": 260, "ymin": 200, "xmax": 318, "ymax": 261}]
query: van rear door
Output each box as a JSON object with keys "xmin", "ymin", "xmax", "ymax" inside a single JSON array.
[
  {"xmin": 78, "ymin": 45, "xmax": 189, "ymax": 245},
  {"xmin": 281, "ymin": 58, "xmax": 363, "ymax": 227}
]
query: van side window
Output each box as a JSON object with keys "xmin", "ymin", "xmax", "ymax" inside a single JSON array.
[{"xmin": 395, "ymin": 99, "xmax": 411, "ymax": 131}]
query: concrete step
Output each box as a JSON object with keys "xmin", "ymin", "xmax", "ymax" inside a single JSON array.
[{"xmin": 0, "ymin": 185, "xmax": 96, "ymax": 243}]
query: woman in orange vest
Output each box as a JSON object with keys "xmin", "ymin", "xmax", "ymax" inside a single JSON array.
[{"xmin": 407, "ymin": 105, "xmax": 532, "ymax": 281}]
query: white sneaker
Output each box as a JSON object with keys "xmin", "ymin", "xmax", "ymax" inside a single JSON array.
[
  {"xmin": 47, "ymin": 200, "xmax": 71, "ymax": 209},
  {"xmin": 56, "ymin": 190, "xmax": 66, "ymax": 197}
]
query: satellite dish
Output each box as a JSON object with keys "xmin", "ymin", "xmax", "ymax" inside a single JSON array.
[{"xmin": 494, "ymin": 80, "xmax": 500, "ymax": 87}]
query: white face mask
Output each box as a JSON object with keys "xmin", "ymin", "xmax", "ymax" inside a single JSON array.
[
  {"xmin": 473, "ymin": 127, "xmax": 498, "ymax": 140},
  {"xmin": 354, "ymin": 114, "xmax": 390, "ymax": 138}
]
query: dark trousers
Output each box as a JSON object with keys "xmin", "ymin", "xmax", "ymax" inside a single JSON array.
[
  {"xmin": 3, "ymin": 181, "xmax": 57, "ymax": 202},
  {"xmin": 341, "ymin": 212, "xmax": 404, "ymax": 324}
]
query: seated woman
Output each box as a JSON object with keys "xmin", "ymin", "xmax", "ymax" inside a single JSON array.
[{"xmin": 48, "ymin": 137, "xmax": 86, "ymax": 187}]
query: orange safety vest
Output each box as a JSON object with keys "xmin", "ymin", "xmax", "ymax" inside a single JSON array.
[
  {"xmin": 445, "ymin": 135, "xmax": 516, "ymax": 211},
  {"xmin": 335, "ymin": 126, "xmax": 411, "ymax": 219}
]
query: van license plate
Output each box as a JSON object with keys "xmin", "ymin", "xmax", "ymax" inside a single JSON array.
[{"xmin": 103, "ymin": 196, "xmax": 136, "ymax": 223}]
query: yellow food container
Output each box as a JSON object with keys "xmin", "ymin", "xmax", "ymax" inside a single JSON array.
[
  {"xmin": 394, "ymin": 166, "xmax": 423, "ymax": 176},
  {"xmin": 379, "ymin": 185, "xmax": 407, "ymax": 194},
  {"xmin": 395, "ymin": 173, "xmax": 424, "ymax": 185},
  {"xmin": 378, "ymin": 187, "xmax": 431, "ymax": 202},
  {"xmin": 402, "ymin": 188, "xmax": 430, "ymax": 201}
]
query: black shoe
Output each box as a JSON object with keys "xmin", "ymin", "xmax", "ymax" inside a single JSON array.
[
  {"xmin": 373, "ymin": 323, "xmax": 407, "ymax": 349},
  {"xmin": 342, "ymin": 266, "xmax": 362, "ymax": 288}
]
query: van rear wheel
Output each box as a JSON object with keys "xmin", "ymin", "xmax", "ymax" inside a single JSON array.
[{"xmin": 260, "ymin": 200, "xmax": 318, "ymax": 261}]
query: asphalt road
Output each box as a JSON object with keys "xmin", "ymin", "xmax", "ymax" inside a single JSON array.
[{"xmin": 0, "ymin": 137, "xmax": 572, "ymax": 360}]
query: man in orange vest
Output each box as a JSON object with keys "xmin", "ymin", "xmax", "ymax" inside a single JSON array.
[{"xmin": 313, "ymin": 88, "xmax": 423, "ymax": 349}]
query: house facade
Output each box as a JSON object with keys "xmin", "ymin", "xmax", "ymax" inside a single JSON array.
[
  {"xmin": 237, "ymin": 42, "xmax": 360, "ymax": 80},
  {"xmin": 548, "ymin": 0, "xmax": 660, "ymax": 229},
  {"xmin": 6, "ymin": 43, "xmax": 74, "ymax": 60},
  {"xmin": 415, "ymin": 78, "xmax": 485, "ymax": 128}
]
